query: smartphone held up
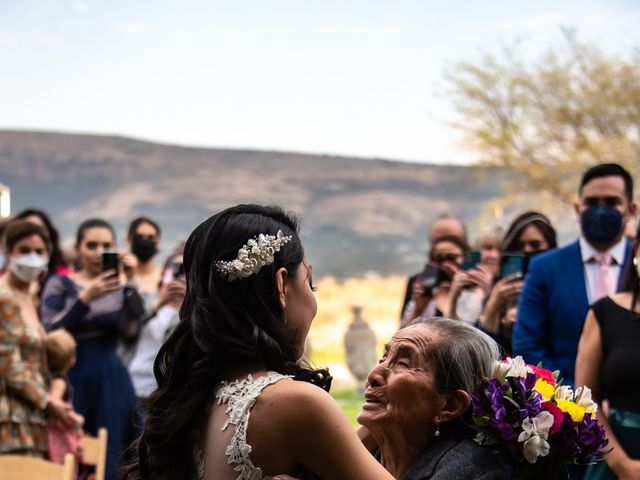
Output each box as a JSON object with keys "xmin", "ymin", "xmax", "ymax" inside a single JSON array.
[{"xmin": 101, "ymin": 252, "xmax": 119, "ymax": 276}]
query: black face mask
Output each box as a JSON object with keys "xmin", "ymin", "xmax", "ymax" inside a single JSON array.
[{"xmin": 131, "ymin": 237, "xmax": 158, "ymax": 262}]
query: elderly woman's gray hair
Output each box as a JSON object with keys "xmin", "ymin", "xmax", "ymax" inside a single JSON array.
[{"xmin": 410, "ymin": 316, "xmax": 501, "ymax": 395}]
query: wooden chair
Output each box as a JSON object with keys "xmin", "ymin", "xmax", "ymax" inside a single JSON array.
[
  {"xmin": 80, "ymin": 427, "xmax": 108, "ymax": 480},
  {"xmin": 0, "ymin": 452, "xmax": 75, "ymax": 480}
]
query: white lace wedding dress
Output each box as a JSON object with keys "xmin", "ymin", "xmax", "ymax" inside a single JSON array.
[{"xmin": 197, "ymin": 371, "xmax": 292, "ymax": 480}]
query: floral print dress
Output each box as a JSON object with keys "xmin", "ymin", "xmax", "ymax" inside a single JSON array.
[{"xmin": 0, "ymin": 276, "xmax": 49, "ymax": 456}]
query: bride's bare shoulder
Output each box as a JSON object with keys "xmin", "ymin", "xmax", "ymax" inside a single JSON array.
[{"xmin": 259, "ymin": 378, "xmax": 337, "ymax": 418}]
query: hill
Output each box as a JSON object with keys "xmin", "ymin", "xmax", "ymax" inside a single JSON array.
[{"xmin": 0, "ymin": 130, "xmax": 511, "ymax": 277}]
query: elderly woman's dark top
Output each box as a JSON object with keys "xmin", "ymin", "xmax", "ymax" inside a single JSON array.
[{"xmin": 401, "ymin": 437, "xmax": 508, "ymax": 480}]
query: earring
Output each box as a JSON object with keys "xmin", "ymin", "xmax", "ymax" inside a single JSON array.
[{"xmin": 434, "ymin": 420, "xmax": 441, "ymax": 437}]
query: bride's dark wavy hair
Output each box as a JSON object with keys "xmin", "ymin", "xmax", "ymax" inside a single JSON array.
[{"xmin": 123, "ymin": 204, "xmax": 330, "ymax": 480}]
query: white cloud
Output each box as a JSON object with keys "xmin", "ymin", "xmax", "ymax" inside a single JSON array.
[
  {"xmin": 112, "ymin": 21, "xmax": 150, "ymax": 34},
  {"xmin": 70, "ymin": 1, "xmax": 91, "ymax": 13},
  {"xmin": 25, "ymin": 8, "xmax": 44, "ymax": 18}
]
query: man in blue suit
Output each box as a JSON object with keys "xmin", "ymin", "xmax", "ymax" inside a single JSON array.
[{"xmin": 514, "ymin": 163, "xmax": 636, "ymax": 386}]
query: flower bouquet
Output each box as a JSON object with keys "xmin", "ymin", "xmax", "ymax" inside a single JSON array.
[{"xmin": 471, "ymin": 357, "xmax": 608, "ymax": 479}]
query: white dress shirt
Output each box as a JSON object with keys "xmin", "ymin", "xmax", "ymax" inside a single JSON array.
[{"xmin": 579, "ymin": 236, "xmax": 626, "ymax": 305}]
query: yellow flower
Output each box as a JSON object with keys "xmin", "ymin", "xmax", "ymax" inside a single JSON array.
[
  {"xmin": 534, "ymin": 379, "xmax": 556, "ymax": 401},
  {"xmin": 556, "ymin": 399, "xmax": 586, "ymax": 422}
]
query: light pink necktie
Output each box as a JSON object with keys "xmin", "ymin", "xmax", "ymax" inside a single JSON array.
[{"xmin": 594, "ymin": 253, "xmax": 615, "ymax": 302}]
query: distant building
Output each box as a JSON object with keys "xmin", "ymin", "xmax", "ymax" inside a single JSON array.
[{"xmin": 0, "ymin": 182, "xmax": 11, "ymax": 217}]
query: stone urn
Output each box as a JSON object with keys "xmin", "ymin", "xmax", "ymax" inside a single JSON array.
[{"xmin": 344, "ymin": 306, "xmax": 378, "ymax": 395}]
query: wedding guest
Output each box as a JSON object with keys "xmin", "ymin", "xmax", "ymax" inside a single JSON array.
[
  {"xmin": 515, "ymin": 164, "xmax": 636, "ymax": 385},
  {"xmin": 576, "ymin": 221, "xmax": 640, "ymax": 480},
  {"xmin": 400, "ymin": 214, "xmax": 467, "ymax": 317},
  {"xmin": 124, "ymin": 204, "xmax": 395, "ymax": 480},
  {"xmin": 128, "ymin": 243, "xmax": 186, "ymax": 408},
  {"xmin": 448, "ymin": 228, "xmax": 502, "ymax": 325},
  {"xmin": 15, "ymin": 208, "xmax": 72, "ymax": 277},
  {"xmin": 0, "ymin": 221, "xmax": 70, "ymax": 456},
  {"xmin": 401, "ymin": 235, "xmax": 468, "ymax": 327},
  {"xmin": 480, "ymin": 211, "xmax": 557, "ymax": 355},
  {"xmin": 358, "ymin": 317, "xmax": 508, "ymax": 479},
  {"xmin": 46, "ymin": 328, "xmax": 84, "ymax": 467},
  {"xmin": 40, "ymin": 218, "xmax": 145, "ymax": 480},
  {"xmin": 127, "ymin": 217, "xmax": 162, "ymax": 312}
]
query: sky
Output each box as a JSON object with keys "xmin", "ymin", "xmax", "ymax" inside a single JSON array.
[{"xmin": 1, "ymin": 0, "xmax": 639, "ymax": 164}]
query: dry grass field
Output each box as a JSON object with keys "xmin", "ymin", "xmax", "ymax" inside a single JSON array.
[{"xmin": 307, "ymin": 274, "xmax": 407, "ymax": 388}]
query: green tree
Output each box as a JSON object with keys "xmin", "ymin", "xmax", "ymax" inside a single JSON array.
[{"xmin": 446, "ymin": 29, "xmax": 640, "ymax": 204}]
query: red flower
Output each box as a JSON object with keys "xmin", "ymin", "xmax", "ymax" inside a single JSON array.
[
  {"xmin": 530, "ymin": 365, "xmax": 556, "ymax": 385},
  {"xmin": 541, "ymin": 401, "xmax": 565, "ymax": 434}
]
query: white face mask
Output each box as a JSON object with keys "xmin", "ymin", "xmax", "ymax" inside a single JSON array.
[
  {"xmin": 635, "ymin": 255, "xmax": 640, "ymax": 278},
  {"xmin": 9, "ymin": 253, "xmax": 49, "ymax": 283}
]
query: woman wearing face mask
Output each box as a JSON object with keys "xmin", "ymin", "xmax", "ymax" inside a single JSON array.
[
  {"xmin": 15, "ymin": 208, "xmax": 72, "ymax": 278},
  {"xmin": 40, "ymin": 218, "xmax": 145, "ymax": 480},
  {"xmin": 576, "ymin": 222, "xmax": 640, "ymax": 480},
  {"xmin": 0, "ymin": 220, "xmax": 71, "ymax": 456},
  {"xmin": 127, "ymin": 217, "xmax": 162, "ymax": 313},
  {"xmin": 128, "ymin": 243, "xmax": 186, "ymax": 413}
]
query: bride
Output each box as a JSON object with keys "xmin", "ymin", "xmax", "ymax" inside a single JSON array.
[{"xmin": 124, "ymin": 204, "xmax": 393, "ymax": 480}]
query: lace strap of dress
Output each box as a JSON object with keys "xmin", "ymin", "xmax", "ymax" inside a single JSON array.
[{"xmin": 216, "ymin": 371, "xmax": 291, "ymax": 480}]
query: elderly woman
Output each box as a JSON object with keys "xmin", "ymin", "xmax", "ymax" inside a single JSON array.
[
  {"xmin": 357, "ymin": 317, "xmax": 508, "ymax": 479},
  {"xmin": 275, "ymin": 317, "xmax": 507, "ymax": 480}
]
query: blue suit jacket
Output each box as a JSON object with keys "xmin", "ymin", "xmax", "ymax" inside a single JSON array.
[{"xmin": 513, "ymin": 239, "xmax": 633, "ymax": 385}]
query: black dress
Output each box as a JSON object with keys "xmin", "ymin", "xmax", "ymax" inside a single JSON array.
[{"xmin": 583, "ymin": 296, "xmax": 640, "ymax": 480}]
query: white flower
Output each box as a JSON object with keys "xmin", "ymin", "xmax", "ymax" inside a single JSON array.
[
  {"xmin": 521, "ymin": 435, "xmax": 551, "ymax": 464},
  {"xmin": 215, "ymin": 230, "xmax": 292, "ymax": 281},
  {"xmin": 574, "ymin": 386, "xmax": 597, "ymax": 415},
  {"xmin": 493, "ymin": 356, "xmax": 533, "ymax": 379},
  {"xmin": 554, "ymin": 385, "xmax": 574, "ymax": 402},
  {"xmin": 518, "ymin": 411, "xmax": 554, "ymax": 463}
]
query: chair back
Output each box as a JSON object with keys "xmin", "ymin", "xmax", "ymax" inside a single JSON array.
[
  {"xmin": 80, "ymin": 427, "xmax": 108, "ymax": 480},
  {"xmin": 0, "ymin": 453, "xmax": 74, "ymax": 480}
]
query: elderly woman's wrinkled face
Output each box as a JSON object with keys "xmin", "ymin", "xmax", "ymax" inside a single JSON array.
[{"xmin": 357, "ymin": 324, "xmax": 444, "ymax": 433}]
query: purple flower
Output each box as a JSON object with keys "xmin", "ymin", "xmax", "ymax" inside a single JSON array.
[{"xmin": 574, "ymin": 414, "xmax": 608, "ymax": 462}]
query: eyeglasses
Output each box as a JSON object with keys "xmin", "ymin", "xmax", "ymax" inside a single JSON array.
[{"xmin": 432, "ymin": 254, "xmax": 463, "ymax": 264}]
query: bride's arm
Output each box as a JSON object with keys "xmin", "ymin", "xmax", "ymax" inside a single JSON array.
[{"xmin": 270, "ymin": 381, "xmax": 393, "ymax": 480}]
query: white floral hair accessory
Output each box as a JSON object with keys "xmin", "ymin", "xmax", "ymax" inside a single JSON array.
[{"xmin": 215, "ymin": 230, "xmax": 293, "ymax": 281}]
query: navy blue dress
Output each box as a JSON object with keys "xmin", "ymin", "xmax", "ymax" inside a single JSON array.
[{"xmin": 41, "ymin": 275, "xmax": 141, "ymax": 480}]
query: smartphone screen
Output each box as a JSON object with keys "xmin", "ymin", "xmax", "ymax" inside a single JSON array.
[
  {"xmin": 501, "ymin": 253, "xmax": 524, "ymax": 278},
  {"xmin": 101, "ymin": 252, "xmax": 119, "ymax": 273},
  {"xmin": 462, "ymin": 250, "xmax": 482, "ymax": 270}
]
